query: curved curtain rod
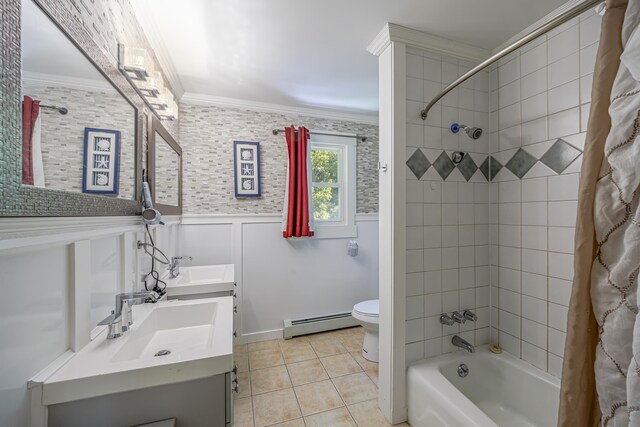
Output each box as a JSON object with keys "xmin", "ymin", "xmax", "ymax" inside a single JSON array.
[
  {"xmin": 272, "ymin": 128, "xmax": 368, "ymax": 142},
  {"xmin": 421, "ymin": 0, "xmax": 603, "ymax": 120}
]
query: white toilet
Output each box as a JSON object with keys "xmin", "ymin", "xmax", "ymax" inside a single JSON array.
[{"xmin": 352, "ymin": 299, "xmax": 379, "ymax": 362}]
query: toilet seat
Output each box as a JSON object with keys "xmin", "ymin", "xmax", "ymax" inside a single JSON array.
[{"xmin": 353, "ymin": 299, "xmax": 379, "ymax": 317}]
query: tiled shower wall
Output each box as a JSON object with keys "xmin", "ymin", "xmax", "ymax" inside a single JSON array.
[
  {"xmin": 404, "ymin": 9, "xmax": 602, "ymax": 377},
  {"xmin": 404, "ymin": 48, "xmax": 492, "ymax": 365},
  {"xmin": 489, "ymin": 10, "xmax": 601, "ymax": 377}
]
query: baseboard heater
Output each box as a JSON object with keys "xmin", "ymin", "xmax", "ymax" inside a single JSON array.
[{"xmin": 283, "ymin": 311, "xmax": 357, "ymax": 339}]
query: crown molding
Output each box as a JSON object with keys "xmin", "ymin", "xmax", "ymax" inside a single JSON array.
[
  {"xmin": 492, "ymin": 0, "xmax": 593, "ymax": 53},
  {"xmin": 180, "ymin": 93, "xmax": 379, "ymax": 125},
  {"xmin": 367, "ymin": 23, "xmax": 490, "ymax": 62},
  {"xmin": 22, "ymin": 71, "xmax": 114, "ymax": 93},
  {"xmin": 129, "ymin": 2, "xmax": 185, "ymax": 98}
]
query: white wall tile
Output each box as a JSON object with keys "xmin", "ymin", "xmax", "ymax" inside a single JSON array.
[
  {"xmin": 499, "ymin": 225, "xmax": 521, "ymax": 247},
  {"xmin": 442, "ymin": 268, "xmax": 459, "ymax": 292},
  {"xmin": 548, "ymin": 277, "xmax": 572, "ymax": 306},
  {"xmin": 522, "ymin": 318, "xmax": 547, "ymax": 349},
  {"xmin": 424, "ymin": 203, "xmax": 442, "ymax": 225},
  {"xmin": 499, "ymin": 310, "xmax": 521, "ymax": 337},
  {"xmin": 522, "ymin": 202, "xmax": 547, "ymax": 226},
  {"xmin": 425, "ymin": 270, "xmax": 442, "ymax": 294},
  {"xmin": 499, "ymin": 80, "xmax": 520, "ymax": 108},
  {"xmin": 522, "ymin": 295, "xmax": 548, "ymax": 324},
  {"xmin": 424, "ymin": 226, "xmax": 442, "ymax": 249},
  {"xmin": 406, "ymin": 295, "xmax": 425, "ymax": 320},
  {"xmin": 460, "ymin": 288, "xmax": 475, "ymax": 310},
  {"xmin": 548, "ymin": 174, "xmax": 579, "ymax": 201},
  {"xmin": 406, "ymin": 341, "xmax": 425, "ymax": 365},
  {"xmin": 499, "ymin": 203, "xmax": 521, "ymax": 225},
  {"xmin": 547, "ymin": 25, "xmax": 579, "ymax": 64},
  {"xmin": 406, "ymin": 249, "xmax": 424, "ymax": 273},
  {"xmin": 407, "ymin": 77, "xmax": 424, "ymax": 102},
  {"xmin": 548, "ymin": 107, "xmax": 580, "ymax": 139},
  {"xmin": 522, "ymin": 117, "xmax": 548, "ymax": 146},
  {"xmin": 522, "ymin": 341, "xmax": 547, "ymax": 371},
  {"xmin": 407, "ymin": 272, "xmax": 424, "ymax": 297},
  {"xmin": 548, "ymin": 227, "xmax": 575, "ymax": 254},
  {"xmin": 406, "ymin": 318, "xmax": 425, "ymax": 343},
  {"xmin": 580, "ymin": 13, "xmax": 601, "ymax": 49},
  {"xmin": 548, "ymin": 353, "xmax": 563, "ymax": 378},
  {"xmin": 459, "ymin": 246, "xmax": 475, "ymax": 268},
  {"xmin": 548, "ymin": 327, "xmax": 566, "ymax": 357},
  {"xmin": 521, "ymin": 43, "xmax": 547, "ymax": 76},
  {"xmin": 442, "ymin": 290, "xmax": 459, "ymax": 312},
  {"xmin": 522, "ymin": 272, "xmax": 548, "ymax": 300},
  {"xmin": 521, "ymin": 68, "xmax": 547, "ymax": 99},
  {"xmin": 548, "ymin": 80, "xmax": 580, "ymax": 115},
  {"xmin": 522, "ymin": 177, "xmax": 547, "ymax": 202},
  {"xmin": 424, "ymin": 248, "xmax": 443, "ymax": 271},
  {"xmin": 522, "ymin": 249, "xmax": 548, "ymax": 275},
  {"xmin": 500, "ymin": 288, "xmax": 521, "ymax": 315},
  {"xmin": 579, "ymin": 43, "xmax": 598, "ymax": 76},
  {"xmin": 548, "ymin": 252, "xmax": 574, "ymax": 281},
  {"xmin": 522, "ymin": 226, "xmax": 548, "ymax": 251},
  {"xmin": 407, "ymin": 54, "xmax": 424, "ymax": 78},
  {"xmin": 499, "ymin": 246, "xmax": 521, "ymax": 270},
  {"xmin": 424, "ymin": 57, "xmax": 442, "ymax": 82},
  {"xmin": 499, "ymin": 58, "xmax": 521, "ymax": 87},
  {"xmin": 522, "ymin": 93, "xmax": 548, "ymax": 123},
  {"xmin": 407, "ymin": 203, "xmax": 423, "ymax": 226},
  {"xmin": 548, "ymin": 53, "xmax": 579, "ymax": 89},
  {"xmin": 442, "ymin": 61, "xmax": 459, "ymax": 84},
  {"xmin": 548, "ymin": 302, "xmax": 568, "ymax": 332},
  {"xmin": 425, "ymin": 295, "xmax": 442, "ymax": 318},
  {"xmin": 548, "ymin": 201, "xmax": 577, "ymax": 227},
  {"xmin": 580, "ymin": 74, "xmax": 593, "ymax": 104},
  {"xmin": 500, "ymin": 331, "xmax": 521, "ymax": 357},
  {"xmin": 407, "ymin": 226, "xmax": 424, "ymax": 250}
]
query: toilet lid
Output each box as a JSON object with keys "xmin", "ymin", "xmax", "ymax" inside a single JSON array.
[{"xmin": 353, "ymin": 299, "xmax": 379, "ymax": 316}]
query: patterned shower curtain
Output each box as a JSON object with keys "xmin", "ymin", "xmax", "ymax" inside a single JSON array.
[{"xmin": 591, "ymin": 0, "xmax": 640, "ymax": 424}]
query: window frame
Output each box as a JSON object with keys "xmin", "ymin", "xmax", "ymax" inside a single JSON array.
[{"xmin": 309, "ymin": 132, "xmax": 357, "ymax": 239}]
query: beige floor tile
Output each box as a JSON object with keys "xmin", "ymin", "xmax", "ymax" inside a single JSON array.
[
  {"xmin": 310, "ymin": 339, "xmax": 348, "ymax": 357},
  {"xmin": 307, "ymin": 331, "xmax": 341, "ymax": 342},
  {"xmin": 281, "ymin": 342, "xmax": 317, "ymax": 364},
  {"xmin": 287, "ymin": 359, "xmax": 329, "ymax": 386},
  {"xmin": 233, "ymin": 396, "xmax": 254, "ymax": 427},
  {"xmin": 294, "ymin": 379, "xmax": 344, "ymax": 416},
  {"xmin": 251, "ymin": 365, "xmax": 292, "ymax": 395},
  {"xmin": 248, "ymin": 339, "xmax": 281, "ymax": 352},
  {"xmin": 268, "ymin": 419, "xmax": 305, "ymax": 427},
  {"xmin": 304, "ymin": 407, "xmax": 357, "ymax": 427},
  {"xmin": 234, "ymin": 343, "xmax": 248, "ymax": 354},
  {"xmin": 250, "ymin": 348, "xmax": 285, "ymax": 370},
  {"xmin": 348, "ymin": 399, "xmax": 410, "ymax": 427},
  {"xmin": 367, "ymin": 369, "xmax": 379, "ymax": 387},
  {"xmin": 341, "ymin": 335, "xmax": 364, "ymax": 353},
  {"xmin": 350, "ymin": 352, "xmax": 378, "ymax": 372},
  {"xmin": 320, "ymin": 353, "xmax": 363, "ymax": 378},
  {"xmin": 253, "ymin": 388, "xmax": 302, "ymax": 427},
  {"xmin": 236, "ymin": 353, "xmax": 249, "ymax": 373},
  {"xmin": 332, "ymin": 372, "xmax": 378, "ymax": 405},
  {"xmin": 234, "ymin": 371, "xmax": 251, "ymax": 399}
]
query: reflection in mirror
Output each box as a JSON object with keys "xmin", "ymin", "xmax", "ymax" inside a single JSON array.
[
  {"xmin": 21, "ymin": 0, "xmax": 136, "ymax": 199},
  {"xmin": 155, "ymin": 132, "xmax": 180, "ymax": 206}
]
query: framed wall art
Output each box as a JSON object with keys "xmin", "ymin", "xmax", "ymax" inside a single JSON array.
[
  {"xmin": 233, "ymin": 141, "xmax": 261, "ymax": 198},
  {"xmin": 82, "ymin": 127, "xmax": 121, "ymax": 195}
]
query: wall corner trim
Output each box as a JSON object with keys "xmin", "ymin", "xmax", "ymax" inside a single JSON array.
[{"xmin": 367, "ymin": 23, "xmax": 490, "ymax": 62}]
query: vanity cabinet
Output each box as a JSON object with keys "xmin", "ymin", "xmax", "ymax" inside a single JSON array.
[{"xmin": 47, "ymin": 374, "xmax": 233, "ymax": 427}]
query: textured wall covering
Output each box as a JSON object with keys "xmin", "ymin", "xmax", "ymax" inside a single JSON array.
[
  {"xmin": 179, "ymin": 103, "xmax": 379, "ymax": 214},
  {"xmin": 24, "ymin": 83, "xmax": 137, "ymax": 199}
]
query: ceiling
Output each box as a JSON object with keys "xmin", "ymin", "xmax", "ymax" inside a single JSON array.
[{"xmin": 135, "ymin": 0, "xmax": 568, "ymax": 117}]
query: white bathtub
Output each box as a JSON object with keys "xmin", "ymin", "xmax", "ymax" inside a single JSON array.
[{"xmin": 407, "ymin": 347, "xmax": 560, "ymax": 427}]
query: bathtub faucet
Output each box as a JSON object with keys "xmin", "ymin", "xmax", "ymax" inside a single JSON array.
[{"xmin": 452, "ymin": 335, "xmax": 475, "ymax": 353}]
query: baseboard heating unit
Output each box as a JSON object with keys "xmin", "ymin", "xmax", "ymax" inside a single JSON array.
[{"xmin": 283, "ymin": 312, "xmax": 357, "ymax": 339}]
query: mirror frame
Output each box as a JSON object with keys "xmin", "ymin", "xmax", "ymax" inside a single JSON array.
[
  {"xmin": 0, "ymin": 0, "xmax": 145, "ymax": 216},
  {"xmin": 148, "ymin": 116, "xmax": 182, "ymax": 215}
]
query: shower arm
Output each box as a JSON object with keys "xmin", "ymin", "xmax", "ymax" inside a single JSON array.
[{"xmin": 420, "ymin": 0, "xmax": 603, "ymax": 120}]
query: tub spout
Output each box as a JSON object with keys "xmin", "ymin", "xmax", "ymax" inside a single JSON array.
[{"xmin": 452, "ymin": 335, "xmax": 475, "ymax": 353}]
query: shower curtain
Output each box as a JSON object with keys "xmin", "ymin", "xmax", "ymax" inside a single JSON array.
[
  {"xmin": 21, "ymin": 96, "xmax": 45, "ymax": 187},
  {"xmin": 559, "ymin": 0, "xmax": 640, "ymax": 426}
]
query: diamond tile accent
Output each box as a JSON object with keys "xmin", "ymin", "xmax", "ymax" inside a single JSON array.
[
  {"xmin": 505, "ymin": 148, "xmax": 537, "ymax": 179},
  {"xmin": 406, "ymin": 149, "xmax": 431, "ymax": 179},
  {"xmin": 539, "ymin": 138, "xmax": 582, "ymax": 174},
  {"xmin": 457, "ymin": 154, "xmax": 478, "ymax": 182},
  {"xmin": 480, "ymin": 156, "xmax": 503, "ymax": 181},
  {"xmin": 432, "ymin": 151, "xmax": 456, "ymax": 180}
]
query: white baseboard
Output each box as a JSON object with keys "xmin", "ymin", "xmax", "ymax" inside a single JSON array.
[{"xmin": 237, "ymin": 329, "xmax": 284, "ymax": 345}]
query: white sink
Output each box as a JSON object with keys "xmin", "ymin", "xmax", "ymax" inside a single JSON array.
[
  {"xmin": 165, "ymin": 264, "xmax": 235, "ymax": 297},
  {"xmin": 41, "ymin": 297, "xmax": 233, "ymax": 405}
]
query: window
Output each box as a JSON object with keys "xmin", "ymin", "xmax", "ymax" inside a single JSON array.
[{"xmin": 309, "ymin": 133, "xmax": 357, "ymax": 238}]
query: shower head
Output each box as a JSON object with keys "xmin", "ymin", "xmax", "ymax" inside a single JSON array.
[{"xmin": 451, "ymin": 123, "xmax": 482, "ymax": 140}]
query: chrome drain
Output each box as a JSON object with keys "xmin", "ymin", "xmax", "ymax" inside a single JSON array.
[
  {"xmin": 458, "ymin": 363, "xmax": 469, "ymax": 378},
  {"xmin": 154, "ymin": 349, "xmax": 171, "ymax": 357}
]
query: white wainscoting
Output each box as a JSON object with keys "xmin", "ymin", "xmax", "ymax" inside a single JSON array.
[
  {"xmin": 0, "ymin": 216, "xmax": 180, "ymax": 427},
  {"xmin": 180, "ymin": 214, "xmax": 379, "ymax": 343}
]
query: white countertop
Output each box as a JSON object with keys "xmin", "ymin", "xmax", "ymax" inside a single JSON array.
[{"xmin": 165, "ymin": 264, "xmax": 235, "ymax": 297}]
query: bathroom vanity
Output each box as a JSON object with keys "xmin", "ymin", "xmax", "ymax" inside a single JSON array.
[{"xmin": 30, "ymin": 297, "xmax": 236, "ymax": 427}]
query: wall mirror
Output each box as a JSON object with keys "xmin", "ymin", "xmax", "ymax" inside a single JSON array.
[
  {"xmin": 148, "ymin": 116, "xmax": 182, "ymax": 215},
  {"xmin": 0, "ymin": 0, "xmax": 143, "ymax": 216}
]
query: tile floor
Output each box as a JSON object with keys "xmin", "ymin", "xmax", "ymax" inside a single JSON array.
[{"xmin": 233, "ymin": 326, "xmax": 409, "ymax": 427}]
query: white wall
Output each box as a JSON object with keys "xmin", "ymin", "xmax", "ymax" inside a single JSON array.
[
  {"xmin": 0, "ymin": 218, "xmax": 180, "ymax": 426},
  {"xmin": 488, "ymin": 9, "xmax": 601, "ymax": 377},
  {"xmin": 180, "ymin": 215, "xmax": 378, "ymax": 341}
]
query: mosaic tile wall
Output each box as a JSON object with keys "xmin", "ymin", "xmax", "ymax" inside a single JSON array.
[
  {"xmin": 24, "ymin": 83, "xmax": 137, "ymax": 199},
  {"xmin": 179, "ymin": 103, "xmax": 379, "ymax": 215},
  {"xmin": 154, "ymin": 137, "xmax": 180, "ymax": 206},
  {"xmin": 487, "ymin": 10, "xmax": 601, "ymax": 378}
]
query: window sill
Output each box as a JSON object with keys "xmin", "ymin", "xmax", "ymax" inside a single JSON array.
[{"xmin": 313, "ymin": 224, "xmax": 358, "ymax": 239}]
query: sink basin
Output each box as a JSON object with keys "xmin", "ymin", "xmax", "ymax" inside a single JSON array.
[
  {"xmin": 165, "ymin": 264, "xmax": 235, "ymax": 297},
  {"xmin": 112, "ymin": 300, "xmax": 218, "ymax": 362},
  {"xmin": 41, "ymin": 297, "xmax": 233, "ymax": 405}
]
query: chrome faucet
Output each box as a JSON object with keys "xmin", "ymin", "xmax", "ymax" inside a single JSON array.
[
  {"xmin": 98, "ymin": 291, "xmax": 159, "ymax": 339},
  {"xmin": 463, "ymin": 310, "xmax": 478, "ymax": 322},
  {"xmin": 451, "ymin": 311, "xmax": 466, "ymax": 324},
  {"xmin": 440, "ymin": 313, "xmax": 455, "ymax": 326},
  {"xmin": 168, "ymin": 256, "xmax": 192, "ymax": 278},
  {"xmin": 452, "ymin": 335, "xmax": 475, "ymax": 353}
]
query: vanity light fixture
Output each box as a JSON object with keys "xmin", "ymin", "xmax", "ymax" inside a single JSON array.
[{"xmin": 118, "ymin": 44, "xmax": 178, "ymax": 121}]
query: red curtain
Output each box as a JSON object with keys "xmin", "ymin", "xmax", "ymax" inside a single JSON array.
[
  {"xmin": 283, "ymin": 126, "xmax": 314, "ymax": 238},
  {"xmin": 22, "ymin": 96, "xmax": 40, "ymax": 185}
]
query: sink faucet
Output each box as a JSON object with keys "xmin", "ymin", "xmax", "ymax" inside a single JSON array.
[
  {"xmin": 452, "ymin": 335, "xmax": 475, "ymax": 353},
  {"xmin": 99, "ymin": 291, "xmax": 159, "ymax": 339},
  {"xmin": 168, "ymin": 256, "xmax": 192, "ymax": 278}
]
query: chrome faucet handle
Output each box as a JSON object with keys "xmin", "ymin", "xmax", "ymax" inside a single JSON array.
[
  {"xmin": 171, "ymin": 256, "xmax": 193, "ymax": 262},
  {"xmin": 98, "ymin": 310, "xmax": 124, "ymax": 339},
  {"xmin": 451, "ymin": 311, "xmax": 466, "ymax": 324},
  {"xmin": 463, "ymin": 310, "xmax": 477, "ymax": 322},
  {"xmin": 440, "ymin": 314, "xmax": 455, "ymax": 326}
]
